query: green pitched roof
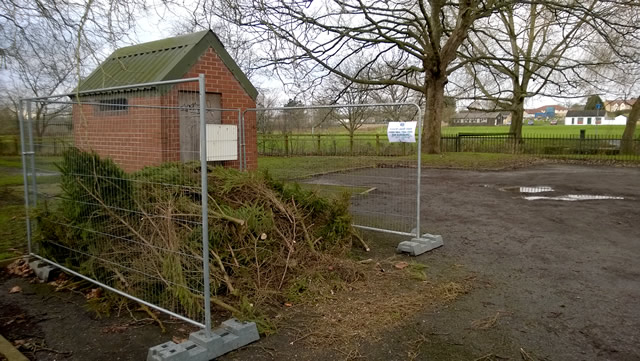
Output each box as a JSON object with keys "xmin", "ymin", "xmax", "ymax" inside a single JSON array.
[{"xmin": 76, "ymin": 30, "xmax": 258, "ymax": 100}]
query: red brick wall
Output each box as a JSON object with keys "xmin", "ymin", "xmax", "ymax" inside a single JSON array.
[
  {"xmin": 73, "ymin": 94, "xmax": 164, "ymax": 172},
  {"xmin": 73, "ymin": 46, "xmax": 257, "ymax": 172}
]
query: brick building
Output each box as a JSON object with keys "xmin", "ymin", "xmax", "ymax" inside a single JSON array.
[{"xmin": 72, "ymin": 30, "xmax": 258, "ymax": 172}]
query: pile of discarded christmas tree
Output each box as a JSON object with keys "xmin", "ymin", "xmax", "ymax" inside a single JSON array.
[{"xmin": 37, "ymin": 148, "xmax": 363, "ymax": 330}]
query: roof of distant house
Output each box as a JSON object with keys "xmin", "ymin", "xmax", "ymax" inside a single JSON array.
[
  {"xmin": 75, "ymin": 30, "xmax": 258, "ymax": 99},
  {"xmin": 565, "ymin": 110, "xmax": 606, "ymax": 117},
  {"xmin": 453, "ymin": 111, "xmax": 503, "ymax": 119},
  {"xmin": 605, "ymin": 98, "xmax": 637, "ymax": 106}
]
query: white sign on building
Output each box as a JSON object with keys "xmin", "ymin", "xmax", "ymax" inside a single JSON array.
[{"xmin": 387, "ymin": 121, "xmax": 417, "ymax": 143}]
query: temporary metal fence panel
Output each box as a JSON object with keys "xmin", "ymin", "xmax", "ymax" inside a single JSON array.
[
  {"xmin": 20, "ymin": 75, "xmax": 242, "ymax": 332},
  {"xmin": 246, "ymin": 103, "xmax": 425, "ymax": 238}
]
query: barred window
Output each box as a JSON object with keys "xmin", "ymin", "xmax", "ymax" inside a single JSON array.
[{"xmin": 97, "ymin": 98, "xmax": 128, "ymax": 112}]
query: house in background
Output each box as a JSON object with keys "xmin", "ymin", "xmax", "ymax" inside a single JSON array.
[
  {"xmin": 564, "ymin": 110, "xmax": 626, "ymax": 125},
  {"xmin": 525, "ymin": 105, "xmax": 568, "ymax": 119},
  {"xmin": 523, "ymin": 110, "xmax": 536, "ymax": 119},
  {"xmin": 72, "ymin": 30, "xmax": 258, "ymax": 172},
  {"xmin": 614, "ymin": 115, "xmax": 628, "ymax": 125},
  {"xmin": 605, "ymin": 98, "xmax": 636, "ymax": 112},
  {"xmin": 450, "ymin": 111, "xmax": 505, "ymax": 126},
  {"xmin": 501, "ymin": 112, "xmax": 512, "ymax": 125}
]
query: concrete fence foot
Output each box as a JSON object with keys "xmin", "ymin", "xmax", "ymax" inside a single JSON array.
[
  {"xmin": 147, "ymin": 319, "xmax": 259, "ymax": 361},
  {"xmin": 397, "ymin": 233, "xmax": 444, "ymax": 256}
]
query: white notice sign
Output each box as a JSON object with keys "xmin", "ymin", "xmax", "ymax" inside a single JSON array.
[{"xmin": 387, "ymin": 121, "xmax": 417, "ymax": 143}]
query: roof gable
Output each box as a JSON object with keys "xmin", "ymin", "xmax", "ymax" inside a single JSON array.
[{"xmin": 76, "ymin": 30, "xmax": 258, "ymax": 100}]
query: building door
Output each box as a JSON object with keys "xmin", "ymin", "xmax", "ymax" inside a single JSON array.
[
  {"xmin": 179, "ymin": 91, "xmax": 222, "ymax": 161},
  {"xmin": 587, "ymin": 117, "xmax": 592, "ymax": 125}
]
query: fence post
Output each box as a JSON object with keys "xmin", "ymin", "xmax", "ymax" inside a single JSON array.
[
  {"xmin": 13, "ymin": 136, "xmax": 19, "ymax": 155},
  {"xmin": 375, "ymin": 134, "xmax": 380, "ymax": 155},
  {"xmin": 317, "ymin": 135, "xmax": 321, "ymax": 155},
  {"xmin": 25, "ymin": 101, "xmax": 37, "ymax": 205},
  {"xmin": 198, "ymin": 74, "xmax": 212, "ymax": 336},
  {"xmin": 284, "ymin": 134, "xmax": 289, "ymax": 156},
  {"xmin": 18, "ymin": 100, "xmax": 33, "ymax": 255},
  {"xmin": 455, "ymin": 135, "xmax": 460, "ymax": 152}
]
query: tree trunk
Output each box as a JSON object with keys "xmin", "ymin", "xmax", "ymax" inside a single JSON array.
[
  {"xmin": 422, "ymin": 78, "xmax": 446, "ymax": 154},
  {"xmin": 509, "ymin": 98, "xmax": 525, "ymax": 140},
  {"xmin": 620, "ymin": 98, "xmax": 639, "ymax": 155},
  {"xmin": 349, "ymin": 132, "xmax": 354, "ymax": 155}
]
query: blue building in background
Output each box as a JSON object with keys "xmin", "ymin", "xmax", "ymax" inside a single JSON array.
[{"xmin": 534, "ymin": 106, "xmax": 556, "ymax": 119}]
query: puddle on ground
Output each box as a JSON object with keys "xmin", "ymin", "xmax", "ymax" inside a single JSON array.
[
  {"xmin": 495, "ymin": 185, "xmax": 625, "ymax": 201},
  {"xmin": 499, "ymin": 186, "xmax": 554, "ymax": 193},
  {"xmin": 524, "ymin": 195, "xmax": 625, "ymax": 202}
]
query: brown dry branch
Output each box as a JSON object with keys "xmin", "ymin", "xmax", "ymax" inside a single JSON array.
[
  {"xmin": 210, "ymin": 250, "xmax": 235, "ymax": 294},
  {"xmin": 520, "ymin": 348, "xmax": 538, "ymax": 361},
  {"xmin": 471, "ymin": 311, "xmax": 511, "ymax": 330},
  {"xmin": 139, "ymin": 304, "xmax": 166, "ymax": 333},
  {"xmin": 351, "ymin": 230, "xmax": 370, "ymax": 252}
]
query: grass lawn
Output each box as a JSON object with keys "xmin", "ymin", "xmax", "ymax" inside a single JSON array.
[
  {"xmin": 258, "ymin": 153, "xmax": 536, "ymax": 180},
  {"xmin": 0, "ymin": 157, "xmax": 28, "ymax": 260},
  {"xmin": 0, "ymin": 186, "xmax": 27, "ymax": 260},
  {"xmin": 0, "ymin": 155, "xmax": 63, "ymax": 261}
]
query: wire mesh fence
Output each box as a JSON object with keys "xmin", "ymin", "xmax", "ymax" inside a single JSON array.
[
  {"xmin": 19, "ymin": 76, "xmax": 243, "ymax": 330},
  {"xmin": 249, "ymin": 103, "xmax": 424, "ymax": 237},
  {"xmin": 258, "ymin": 133, "xmax": 418, "ymax": 157},
  {"xmin": 257, "ymin": 132, "xmax": 640, "ymax": 161}
]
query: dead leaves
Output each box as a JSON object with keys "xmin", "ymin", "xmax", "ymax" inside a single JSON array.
[
  {"xmin": 101, "ymin": 325, "xmax": 129, "ymax": 334},
  {"xmin": 86, "ymin": 288, "xmax": 103, "ymax": 300},
  {"xmin": 172, "ymin": 336, "xmax": 188, "ymax": 344},
  {"xmin": 9, "ymin": 285, "xmax": 22, "ymax": 294},
  {"xmin": 6, "ymin": 259, "xmax": 32, "ymax": 277}
]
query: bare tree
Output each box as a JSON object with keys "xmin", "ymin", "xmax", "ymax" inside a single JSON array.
[
  {"xmin": 316, "ymin": 73, "xmax": 373, "ymax": 153},
  {"xmin": 0, "ymin": 0, "xmax": 162, "ymax": 141},
  {"xmin": 369, "ymin": 83, "xmax": 424, "ymax": 123},
  {"xmin": 1, "ymin": 18, "xmax": 78, "ymax": 138},
  {"xmin": 1, "ymin": 0, "xmax": 153, "ymax": 75},
  {"xmin": 573, "ymin": 1, "xmax": 640, "ymax": 154},
  {"xmin": 168, "ymin": 16, "xmax": 263, "ymax": 82},
  {"xmin": 210, "ymin": 0, "xmax": 509, "ymax": 153},
  {"xmin": 621, "ymin": 100, "xmax": 639, "ymax": 154},
  {"xmin": 256, "ymin": 88, "xmax": 281, "ymax": 134},
  {"xmin": 458, "ymin": 1, "xmax": 597, "ymax": 139}
]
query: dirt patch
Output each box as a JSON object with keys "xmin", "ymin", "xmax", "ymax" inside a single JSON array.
[
  {"xmin": 279, "ymin": 259, "xmax": 473, "ymax": 356},
  {"xmin": 0, "ymin": 271, "xmax": 201, "ymax": 361}
]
